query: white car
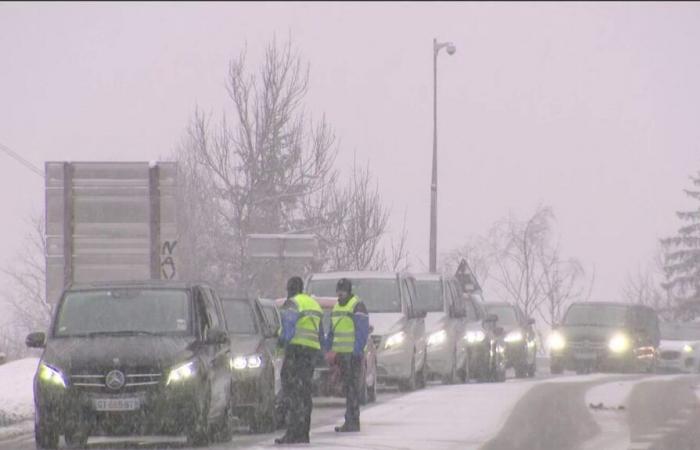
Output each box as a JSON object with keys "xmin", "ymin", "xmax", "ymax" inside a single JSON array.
[
  {"xmin": 306, "ymin": 271, "xmax": 427, "ymax": 392},
  {"xmin": 657, "ymin": 321, "xmax": 700, "ymax": 373}
]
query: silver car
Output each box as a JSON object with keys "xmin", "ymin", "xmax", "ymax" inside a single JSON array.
[
  {"xmin": 306, "ymin": 271, "xmax": 427, "ymax": 392},
  {"xmin": 415, "ymin": 274, "xmax": 469, "ymax": 384},
  {"xmin": 657, "ymin": 321, "xmax": 700, "ymax": 373}
]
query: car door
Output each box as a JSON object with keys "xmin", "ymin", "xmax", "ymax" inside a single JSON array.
[
  {"xmin": 261, "ymin": 304, "xmax": 283, "ymax": 394},
  {"xmin": 203, "ymin": 287, "xmax": 231, "ymax": 418}
]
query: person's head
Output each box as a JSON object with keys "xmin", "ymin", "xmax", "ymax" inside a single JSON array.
[
  {"xmin": 336, "ymin": 278, "xmax": 352, "ymax": 302},
  {"xmin": 287, "ymin": 276, "xmax": 304, "ymax": 298}
]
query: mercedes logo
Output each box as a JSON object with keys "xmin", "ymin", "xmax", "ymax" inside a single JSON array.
[{"xmin": 105, "ymin": 370, "xmax": 126, "ymax": 390}]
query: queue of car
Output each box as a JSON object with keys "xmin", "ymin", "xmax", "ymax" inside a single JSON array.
[{"xmin": 28, "ymin": 267, "xmax": 686, "ymax": 449}]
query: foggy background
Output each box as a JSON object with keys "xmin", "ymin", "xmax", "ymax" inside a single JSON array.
[{"xmin": 1, "ymin": 2, "xmax": 699, "ymax": 310}]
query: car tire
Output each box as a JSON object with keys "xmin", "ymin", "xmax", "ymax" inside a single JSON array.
[
  {"xmin": 186, "ymin": 391, "xmax": 210, "ymax": 447},
  {"xmin": 398, "ymin": 355, "xmax": 417, "ymax": 392},
  {"xmin": 35, "ymin": 412, "xmax": 59, "ymax": 450}
]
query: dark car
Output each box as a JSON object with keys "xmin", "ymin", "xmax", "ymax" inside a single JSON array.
[
  {"xmin": 221, "ymin": 297, "xmax": 279, "ymax": 433},
  {"xmin": 25, "ymin": 281, "xmax": 233, "ymax": 449},
  {"xmin": 548, "ymin": 302, "xmax": 659, "ymax": 374},
  {"xmin": 459, "ymin": 292, "xmax": 507, "ymax": 383},
  {"xmin": 484, "ymin": 302, "xmax": 538, "ymax": 378}
]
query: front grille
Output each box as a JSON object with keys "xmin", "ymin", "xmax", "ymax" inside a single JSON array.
[
  {"xmin": 371, "ymin": 335, "xmax": 383, "ymax": 349},
  {"xmin": 70, "ymin": 371, "xmax": 162, "ymax": 390},
  {"xmin": 660, "ymin": 351, "xmax": 681, "ymax": 360},
  {"xmin": 569, "ymin": 340, "xmax": 606, "ymax": 350}
]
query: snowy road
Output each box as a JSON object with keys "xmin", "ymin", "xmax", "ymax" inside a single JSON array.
[{"xmin": 2, "ymin": 370, "xmax": 699, "ymax": 450}]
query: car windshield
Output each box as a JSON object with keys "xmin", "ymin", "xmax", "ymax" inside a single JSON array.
[
  {"xmin": 485, "ymin": 305, "xmax": 519, "ymax": 326},
  {"xmin": 660, "ymin": 322, "xmax": 700, "ymax": 341},
  {"xmin": 54, "ymin": 289, "xmax": 191, "ymax": 337},
  {"xmin": 415, "ymin": 280, "xmax": 444, "ymax": 313},
  {"xmin": 563, "ymin": 304, "xmax": 629, "ymax": 327},
  {"xmin": 222, "ymin": 299, "xmax": 258, "ymax": 334},
  {"xmin": 308, "ymin": 277, "xmax": 401, "ymax": 313}
]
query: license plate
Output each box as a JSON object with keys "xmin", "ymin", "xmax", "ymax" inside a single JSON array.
[{"xmin": 94, "ymin": 398, "xmax": 140, "ymax": 411}]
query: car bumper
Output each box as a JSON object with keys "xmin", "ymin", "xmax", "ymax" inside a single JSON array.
[
  {"xmin": 657, "ymin": 355, "xmax": 695, "ymax": 373},
  {"xmin": 231, "ymin": 374, "xmax": 266, "ymax": 417},
  {"xmin": 376, "ymin": 347, "xmax": 412, "ymax": 383},
  {"xmin": 35, "ymin": 381, "xmax": 201, "ymax": 436},
  {"xmin": 551, "ymin": 347, "xmax": 653, "ymax": 372}
]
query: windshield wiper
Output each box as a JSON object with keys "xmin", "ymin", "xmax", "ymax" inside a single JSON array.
[{"xmin": 86, "ymin": 330, "xmax": 157, "ymax": 337}]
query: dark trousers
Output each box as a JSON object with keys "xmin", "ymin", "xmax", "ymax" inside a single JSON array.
[
  {"xmin": 280, "ymin": 344, "xmax": 316, "ymax": 440},
  {"xmin": 338, "ymin": 353, "xmax": 362, "ymax": 427}
]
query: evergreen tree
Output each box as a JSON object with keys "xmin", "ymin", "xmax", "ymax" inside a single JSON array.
[{"xmin": 661, "ymin": 171, "xmax": 700, "ymax": 316}]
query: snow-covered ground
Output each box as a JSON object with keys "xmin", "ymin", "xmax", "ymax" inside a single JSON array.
[
  {"xmin": 0, "ymin": 358, "xmax": 37, "ymax": 439},
  {"xmin": 255, "ymin": 379, "xmax": 538, "ymax": 450}
]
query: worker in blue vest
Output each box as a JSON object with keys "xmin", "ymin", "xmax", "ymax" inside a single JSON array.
[
  {"xmin": 326, "ymin": 278, "xmax": 370, "ymax": 432},
  {"xmin": 275, "ymin": 276, "xmax": 324, "ymax": 445}
]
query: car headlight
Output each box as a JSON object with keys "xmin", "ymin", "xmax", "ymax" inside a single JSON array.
[
  {"xmin": 427, "ymin": 330, "xmax": 447, "ymax": 347},
  {"xmin": 548, "ymin": 331, "xmax": 566, "ymax": 351},
  {"xmin": 384, "ymin": 331, "xmax": 406, "ymax": 349},
  {"xmin": 167, "ymin": 361, "xmax": 196, "ymax": 385},
  {"xmin": 504, "ymin": 331, "xmax": 523, "ymax": 343},
  {"xmin": 38, "ymin": 363, "xmax": 66, "ymax": 388},
  {"xmin": 608, "ymin": 333, "xmax": 630, "ymax": 353},
  {"xmin": 465, "ymin": 330, "xmax": 486, "ymax": 344},
  {"xmin": 683, "ymin": 344, "xmax": 694, "ymax": 353},
  {"xmin": 230, "ymin": 354, "xmax": 263, "ymax": 370}
]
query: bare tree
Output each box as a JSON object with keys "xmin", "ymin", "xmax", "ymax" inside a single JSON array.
[
  {"xmin": 489, "ymin": 206, "xmax": 553, "ymax": 318},
  {"xmin": 1, "ymin": 215, "xmax": 51, "ymax": 334},
  {"xmin": 623, "ymin": 247, "xmax": 673, "ymax": 319},
  {"xmin": 176, "ymin": 38, "xmax": 338, "ymax": 292},
  {"xmin": 538, "ymin": 244, "xmax": 586, "ymax": 326},
  {"xmin": 441, "ymin": 237, "xmax": 492, "ymax": 283}
]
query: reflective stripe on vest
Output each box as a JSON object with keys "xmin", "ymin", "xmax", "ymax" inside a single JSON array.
[
  {"xmin": 331, "ymin": 296, "xmax": 359, "ymax": 353},
  {"xmin": 289, "ymin": 294, "xmax": 323, "ymax": 350}
]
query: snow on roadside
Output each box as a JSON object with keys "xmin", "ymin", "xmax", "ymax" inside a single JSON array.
[
  {"xmin": 0, "ymin": 358, "xmax": 38, "ymax": 429},
  {"xmin": 579, "ymin": 375, "xmax": 687, "ymax": 450},
  {"xmin": 258, "ymin": 379, "xmax": 539, "ymax": 450}
]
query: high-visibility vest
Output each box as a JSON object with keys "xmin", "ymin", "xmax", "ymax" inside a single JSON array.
[
  {"xmin": 289, "ymin": 294, "xmax": 323, "ymax": 350},
  {"xmin": 331, "ymin": 296, "xmax": 359, "ymax": 353}
]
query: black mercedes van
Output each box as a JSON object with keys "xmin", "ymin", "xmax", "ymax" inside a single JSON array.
[{"xmin": 26, "ymin": 281, "xmax": 233, "ymax": 448}]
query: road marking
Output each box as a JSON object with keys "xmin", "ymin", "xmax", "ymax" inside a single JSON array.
[
  {"xmin": 666, "ymin": 418, "xmax": 688, "ymax": 426},
  {"xmin": 632, "ymin": 433, "xmax": 664, "ymax": 441},
  {"xmin": 628, "ymin": 443, "xmax": 652, "ymax": 450}
]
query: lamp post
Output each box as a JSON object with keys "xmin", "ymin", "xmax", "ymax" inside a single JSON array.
[{"xmin": 430, "ymin": 38, "xmax": 456, "ymax": 273}]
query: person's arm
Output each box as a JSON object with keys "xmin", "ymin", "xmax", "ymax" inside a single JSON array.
[
  {"xmin": 278, "ymin": 299, "xmax": 299, "ymax": 347},
  {"xmin": 352, "ymin": 302, "xmax": 370, "ymax": 357}
]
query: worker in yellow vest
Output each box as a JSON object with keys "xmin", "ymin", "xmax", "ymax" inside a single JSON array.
[
  {"xmin": 275, "ymin": 276, "xmax": 324, "ymax": 445},
  {"xmin": 328, "ymin": 278, "xmax": 370, "ymax": 432}
]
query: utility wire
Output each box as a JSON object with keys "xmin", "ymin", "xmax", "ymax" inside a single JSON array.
[{"xmin": 0, "ymin": 142, "xmax": 44, "ymax": 179}]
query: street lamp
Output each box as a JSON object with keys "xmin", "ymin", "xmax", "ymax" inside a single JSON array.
[{"xmin": 430, "ymin": 38, "xmax": 456, "ymax": 273}]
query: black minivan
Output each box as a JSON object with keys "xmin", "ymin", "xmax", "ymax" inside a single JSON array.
[
  {"xmin": 549, "ymin": 302, "xmax": 659, "ymax": 374},
  {"xmin": 26, "ymin": 281, "xmax": 233, "ymax": 449}
]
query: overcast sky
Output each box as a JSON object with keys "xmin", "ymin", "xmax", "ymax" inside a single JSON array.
[{"xmin": 1, "ymin": 2, "xmax": 699, "ymax": 304}]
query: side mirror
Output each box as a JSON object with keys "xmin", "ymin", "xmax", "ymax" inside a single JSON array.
[
  {"xmin": 26, "ymin": 332, "xmax": 46, "ymax": 349},
  {"xmin": 206, "ymin": 328, "xmax": 229, "ymax": 345},
  {"xmin": 414, "ymin": 310, "xmax": 428, "ymax": 319}
]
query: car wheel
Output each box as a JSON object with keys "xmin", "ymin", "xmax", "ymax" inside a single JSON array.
[
  {"xmin": 35, "ymin": 411, "xmax": 59, "ymax": 450},
  {"xmin": 186, "ymin": 391, "xmax": 210, "ymax": 447},
  {"xmin": 398, "ymin": 355, "xmax": 417, "ymax": 392}
]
